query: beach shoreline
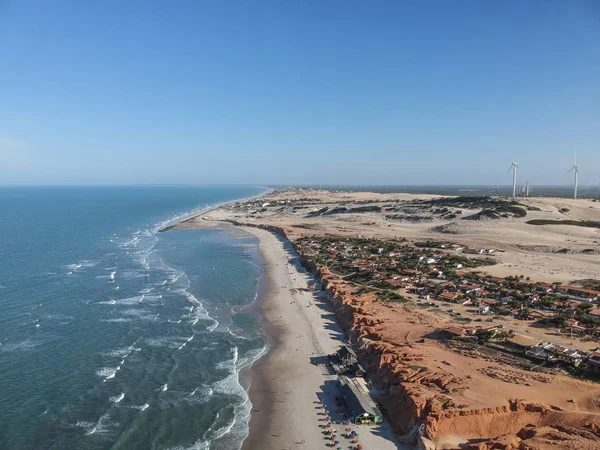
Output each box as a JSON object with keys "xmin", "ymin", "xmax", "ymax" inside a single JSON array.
[
  {"xmin": 167, "ymin": 219, "xmax": 399, "ymax": 450},
  {"xmin": 167, "ymin": 188, "xmax": 600, "ymax": 450},
  {"xmin": 237, "ymin": 226, "xmax": 401, "ymax": 450},
  {"xmin": 170, "ymin": 213, "xmax": 401, "ymax": 449}
]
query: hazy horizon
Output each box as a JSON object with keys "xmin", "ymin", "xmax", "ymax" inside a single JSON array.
[{"xmin": 1, "ymin": 1, "xmax": 599, "ymax": 185}]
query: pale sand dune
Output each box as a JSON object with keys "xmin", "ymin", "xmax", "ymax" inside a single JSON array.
[
  {"xmin": 171, "ymin": 190, "xmax": 600, "ymax": 448},
  {"xmin": 188, "ymin": 192, "xmax": 600, "ymax": 283}
]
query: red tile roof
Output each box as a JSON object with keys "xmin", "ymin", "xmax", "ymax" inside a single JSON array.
[
  {"xmin": 440, "ymin": 291, "xmax": 459, "ymax": 301},
  {"xmin": 561, "ymin": 285, "xmax": 600, "ymax": 296}
]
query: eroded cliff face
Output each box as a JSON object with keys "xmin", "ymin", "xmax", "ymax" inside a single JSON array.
[
  {"xmin": 227, "ymin": 221, "xmax": 600, "ymax": 449},
  {"xmin": 289, "ymin": 237, "xmax": 600, "ymax": 450}
]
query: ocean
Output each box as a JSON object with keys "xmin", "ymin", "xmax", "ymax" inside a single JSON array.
[{"xmin": 0, "ymin": 186, "xmax": 267, "ymax": 450}]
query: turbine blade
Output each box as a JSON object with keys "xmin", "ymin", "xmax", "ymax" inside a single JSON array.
[{"xmin": 506, "ymin": 165, "xmax": 513, "ymax": 175}]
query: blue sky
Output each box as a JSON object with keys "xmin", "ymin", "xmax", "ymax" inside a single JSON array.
[{"xmin": 1, "ymin": 0, "xmax": 599, "ymax": 186}]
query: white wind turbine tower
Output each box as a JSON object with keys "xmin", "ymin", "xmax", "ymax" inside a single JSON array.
[
  {"xmin": 507, "ymin": 157, "xmax": 518, "ymax": 198},
  {"xmin": 567, "ymin": 153, "xmax": 579, "ymax": 199}
]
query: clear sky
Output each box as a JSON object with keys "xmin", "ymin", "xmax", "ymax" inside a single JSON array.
[{"xmin": 1, "ymin": 0, "xmax": 599, "ymax": 186}]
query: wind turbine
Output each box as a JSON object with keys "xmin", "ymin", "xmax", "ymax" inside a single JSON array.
[
  {"xmin": 567, "ymin": 153, "xmax": 579, "ymax": 199},
  {"xmin": 507, "ymin": 157, "xmax": 518, "ymax": 198}
]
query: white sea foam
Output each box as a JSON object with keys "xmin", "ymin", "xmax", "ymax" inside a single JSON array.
[
  {"xmin": 43, "ymin": 314, "xmax": 75, "ymax": 322},
  {"xmin": 120, "ymin": 270, "xmax": 147, "ymax": 280},
  {"xmin": 67, "ymin": 261, "xmax": 96, "ymax": 273},
  {"xmin": 77, "ymin": 412, "xmax": 114, "ymax": 436},
  {"xmin": 100, "ymin": 318, "xmax": 131, "ymax": 323},
  {"xmin": 0, "ymin": 339, "xmax": 39, "ymax": 353},
  {"xmin": 75, "ymin": 421, "xmax": 96, "ymax": 433},
  {"xmin": 140, "ymin": 403, "xmax": 149, "ymax": 411},
  {"xmin": 96, "ymin": 367, "xmax": 119, "ymax": 381},
  {"xmin": 161, "ymin": 383, "xmax": 168, "ymax": 392},
  {"xmin": 206, "ymin": 320, "xmax": 219, "ymax": 332},
  {"xmin": 121, "ymin": 308, "xmax": 155, "ymax": 321},
  {"xmin": 102, "ymin": 348, "xmax": 130, "ymax": 358},
  {"xmin": 177, "ymin": 335, "xmax": 194, "ymax": 350},
  {"xmin": 100, "ymin": 295, "xmax": 143, "ymax": 306},
  {"xmin": 145, "ymin": 337, "xmax": 180, "ymax": 348},
  {"xmin": 227, "ymin": 327, "xmax": 250, "ymax": 340},
  {"xmin": 163, "ymin": 440, "xmax": 209, "ymax": 450},
  {"xmin": 110, "ymin": 393, "xmax": 125, "ymax": 403},
  {"xmin": 215, "ymin": 347, "xmax": 239, "ymax": 371},
  {"xmin": 181, "ymin": 290, "xmax": 219, "ymax": 331}
]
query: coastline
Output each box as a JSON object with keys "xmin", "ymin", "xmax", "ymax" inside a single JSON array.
[
  {"xmin": 158, "ymin": 188, "xmax": 271, "ymax": 233},
  {"xmin": 164, "ymin": 209, "xmax": 403, "ymax": 449},
  {"xmin": 236, "ymin": 226, "xmax": 402, "ymax": 450},
  {"xmin": 165, "ymin": 188, "xmax": 600, "ymax": 450}
]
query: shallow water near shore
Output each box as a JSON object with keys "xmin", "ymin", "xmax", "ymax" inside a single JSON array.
[{"xmin": 0, "ymin": 186, "xmax": 266, "ymax": 449}]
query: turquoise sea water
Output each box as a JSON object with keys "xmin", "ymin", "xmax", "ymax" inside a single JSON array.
[{"xmin": 0, "ymin": 186, "xmax": 267, "ymax": 449}]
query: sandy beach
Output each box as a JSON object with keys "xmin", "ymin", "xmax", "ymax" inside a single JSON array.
[
  {"xmin": 238, "ymin": 226, "xmax": 402, "ymax": 450},
  {"xmin": 169, "ymin": 189, "xmax": 600, "ymax": 450}
]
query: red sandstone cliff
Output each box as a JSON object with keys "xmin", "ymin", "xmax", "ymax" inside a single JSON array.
[{"xmin": 233, "ymin": 222, "xmax": 600, "ymax": 449}]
